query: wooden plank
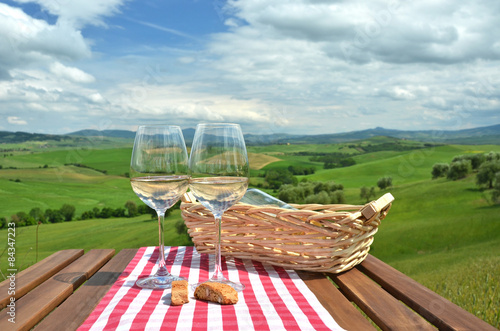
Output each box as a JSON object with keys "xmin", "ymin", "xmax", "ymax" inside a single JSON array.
[
  {"xmin": 34, "ymin": 249, "xmax": 137, "ymax": 331},
  {"xmin": 297, "ymin": 271, "xmax": 376, "ymax": 331},
  {"xmin": 329, "ymin": 268, "xmax": 435, "ymax": 331},
  {"xmin": 0, "ymin": 249, "xmax": 114, "ymax": 331},
  {"xmin": 0, "ymin": 249, "xmax": 83, "ymax": 309},
  {"xmin": 359, "ymin": 255, "xmax": 498, "ymax": 331}
]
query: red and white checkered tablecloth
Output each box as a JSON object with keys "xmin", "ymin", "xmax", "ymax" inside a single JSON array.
[{"xmin": 78, "ymin": 246, "xmax": 345, "ymax": 331}]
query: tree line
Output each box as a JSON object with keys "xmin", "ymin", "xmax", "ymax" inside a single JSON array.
[
  {"xmin": 255, "ymin": 165, "xmax": 393, "ymax": 204},
  {"xmin": 293, "ymin": 151, "xmax": 356, "ymax": 169},
  {"xmin": 254, "ymin": 166, "xmax": 316, "ymax": 190},
  {"xmin": 276, "ymin": 176, "xmax": 392, "ymax": 205},
  {"xmin": 431, "ymin": 151, "xmax": 500, "ymax": 203},
  {"xmin": 278, "ymin": 181, "xmax": 346, "ymax": 205},
  {"xmin": 0, "ymin": 200, "xmax": 177, "ymax": 229}
]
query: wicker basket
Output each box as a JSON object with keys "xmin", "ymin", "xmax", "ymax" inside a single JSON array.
[{"xmin": 180, "ymin": 192, "xmax": 394, "ymax": 273}]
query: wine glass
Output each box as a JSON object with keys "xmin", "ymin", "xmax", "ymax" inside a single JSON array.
[
  {"xmin": 130, "ymin": 125, "xmax": 189, "ymax": 289},
  {"xmin": 188, "ymin": 123, "xmax": 249, "ymax": 292}
]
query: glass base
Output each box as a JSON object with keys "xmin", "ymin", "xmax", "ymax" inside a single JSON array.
[
  {"xmin": 191, "ymin": 278, "xmax": 245, "ymax": 292},
  {"xmin": 136, "ymin": 274, "xmax": 186, "ymax": 290}
]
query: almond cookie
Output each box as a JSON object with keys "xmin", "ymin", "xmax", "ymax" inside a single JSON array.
[
  {"xmin": 171, "ymin": 280, "xmax": 189, "ymax": 306},
  {"xmin": 194, "ymin": 282, "xmax": 238, "ymax": 305}
]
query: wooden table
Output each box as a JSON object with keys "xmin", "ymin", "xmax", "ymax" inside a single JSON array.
[{"xmin": 0, "ymin": 249, "xmax": 497, "ymax": 331}]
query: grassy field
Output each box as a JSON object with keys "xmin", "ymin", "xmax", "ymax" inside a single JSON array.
[
  {"xmin": 0, "ymin": 210, "xmax": 190, "ymax": 275},
  {"xmin": 0, "ymin": 138, "xmax": 499, "ymax": 327},
  {"xmin": 372, "ymin": 175, "xmax": 499, "ymax": 326},
  {"xmin": 1, "ymin": 147, "xmax": 133, "ymax": 176},
  {"xmin": 0, "ymin": 166, "xmax": 137, "ymax": 218},
  {"xmin": 247, "ymin": 152, "xmax": 282, "ymax": 170}
]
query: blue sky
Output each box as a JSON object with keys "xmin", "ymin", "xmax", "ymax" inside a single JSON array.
[
  {"xmin": 1, "ymin": 0, "xmax": 500, "ymax": 136},
  {"xmin": 84, "ymin": 1, "xmax": 225, "ymax": 53}
]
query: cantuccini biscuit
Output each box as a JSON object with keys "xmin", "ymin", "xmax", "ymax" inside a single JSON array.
[
  {"xmin": 171, "ymin": 280, "xmax": 189, "ymax": 306},
  {"xmin": 194, "ymin": 282, "xmax": 238, "ymax": 305}
]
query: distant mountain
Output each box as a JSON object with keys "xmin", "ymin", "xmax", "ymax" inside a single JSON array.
[
  {"xmin": 67, "ymin": 128, "xmax": 197, "ymax": 143},
  {"xmin": 246, "ymin": 124, "xmax": 500, "ymax": 145},
  {"xmin": 283, "ymin": 125, "xmax": 500, "ymax": 145},
  {"xmin": 181, "ymin": 128, "xmax": 195, "ymax": 145},
  {"xmin": 67, "ymin": 129, "xmax": 136, "ymax": 139},
  {"xmin": 333, "ymin": 125, "xmax": 500, "ymax": 144},
  {"xmin": 2, "ymin": 124, "xmax": 499, "ymax": 145},
  {"xmin": 243, "ymin": 133, "xmax": 303, "ymax": 145},
  {"xmin": 0, "ymin": 131, "xmax": 74, "ymax": 143}
]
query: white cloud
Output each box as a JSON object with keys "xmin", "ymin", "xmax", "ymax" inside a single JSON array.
[
  {"xmin": 198, "ymin": 0, "xmax": 500, "ymax": 132},
  {"xmin": 0, "ymin": 3, "xmax": 92, "ymax": 81},
  {"xmin": 13, "ymin": 0, "xmax": 127, "ymax": 29},
  {"xmin": 49, "ymin": 62, "xmax": 95, "ymax": 83},
  {"xmin": 7, "ymin": 116, "xmax": 27, "ymax": 125},
  {"xmin": 1, "ymin": 0, "xmax": 499, "ymax": 134},
  {"xmin": 27, "ymin": 102, "xmax": 48, "ymax": 111},
  {"xmin": 214, "ymin": 0, "xmax": 500, "ymax": 72},
  {"xmin": 88, "ymin": 93, "xmax": 105, "ymax": 103},
  {"xmin": 103, "ymin": 82, "xmax": 272, "ymax": 126},
  {"xmin": 0, "ymin": 0, "xmax": 128, "ymax": 81},
  {"xmin": 0, "ymin": 1, "xmax": 127, "ymax": 133}
]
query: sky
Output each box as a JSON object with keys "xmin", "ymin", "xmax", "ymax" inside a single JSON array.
[{"xmin": 0, "ymin": 0, "xmax": 499, "ymax": 136}]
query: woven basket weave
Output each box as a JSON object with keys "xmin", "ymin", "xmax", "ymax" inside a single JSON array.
[{"xmin": 181, "ymin": 192, "xmax": 394, "ymax": 273}]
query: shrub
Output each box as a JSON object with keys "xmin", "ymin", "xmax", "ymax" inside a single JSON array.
[
  {"xmin": 24, "ymin": 216, "xmax": 38, "ymax": 226},
  {"xmin": 304, "ymin": 191, "xmax": 330, "ymax": 204},
  {"xmin": 377, "ymin": 177, "xmax": 393, "ymax": 190},
  {"xmin": 29, "ymin": 207, "xmax": 46, "ymax": 223},
  {"xmin": 360, "ymin": 186, "xmax": 376, "ymax": 202},
  {"xmin": 0, "ymin": 217, "xmax": 6, "ymax": 229},
  {"xmin": 138, "ymin": 204, "xmax": 157, "ymax": 219},
  {"xmin": 492, "ymin": 173, "xmax": 500, "ymax": 204},
  {"xmin": 45, "ymin": 209, "xmax": 64, "ymax": 223},
  {"xmin": 432, "ymin": 163, "xmax": 449, "ymax": 179},
  {"xmin": 447, "ymin": 160, "xmax": 472, "ymax": 180},
  {"xmin": 485, "ymin": 151, "xmax": 500, "ymax": 162},
  {"xmin": 112, "ymin": 207, "xmax": 126, "ymax": 217},
  {"xmin": 80, "ymin": 210, "xmax": 94, "ymax": 220},
  {"xmin": 452, "ymin": 154, "xmax": 485, "ymax": 170},
  {"xmin": 265, "ymin": 169, "xmax": 297, "ymax": 189},
  {"xmin": 125, "ymin": 200, "xmax": 138, "ymax": 217},
  {"xmin": 339, "ymin": 158, "xmax": 356, "ymax": 167},
  {"xmin": 476, "ymin": 161, "xmax": 500, "ymax": 189},
  {"xmin": 99, "ymin": 207, "xmax": 114, "ymax": 218},
  {"xmin": 329, "ymin": 190, "xmax": 346, "ymax": 204},
  {"xmin": 287, "ymin": 165, "xmax": 315, "ymax": 175},
  {"xmin": 278, "ymin": 181, "xmax": 344, "ymax": 204},
  {"xmin": 313, "ymin": 182, "xmax": 326, "ymax": 194},
  {"xmin": 10, "ymin": 214, "xmax": 22, "ymax": 226},
  {"xmin": 60, "ymin": 204, "xmax": 76, "ymax": 222}
]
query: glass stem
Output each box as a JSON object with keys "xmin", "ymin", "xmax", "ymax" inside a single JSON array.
[
  {"xmin": 211, "ymin": 215, "xmax": 224, "ymax": 282},
  {"xmin": 156, "ymin": 210, "xmax": 169, "ymax": 277}
]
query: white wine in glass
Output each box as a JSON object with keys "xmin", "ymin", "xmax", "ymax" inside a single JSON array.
[
  {"xmin": 188, "ymin": 123, "xmax": 249, "ymax": 292},
  {"xmin": 130, "ymin": 125, "xmax": 189, "ymax": 289}
]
